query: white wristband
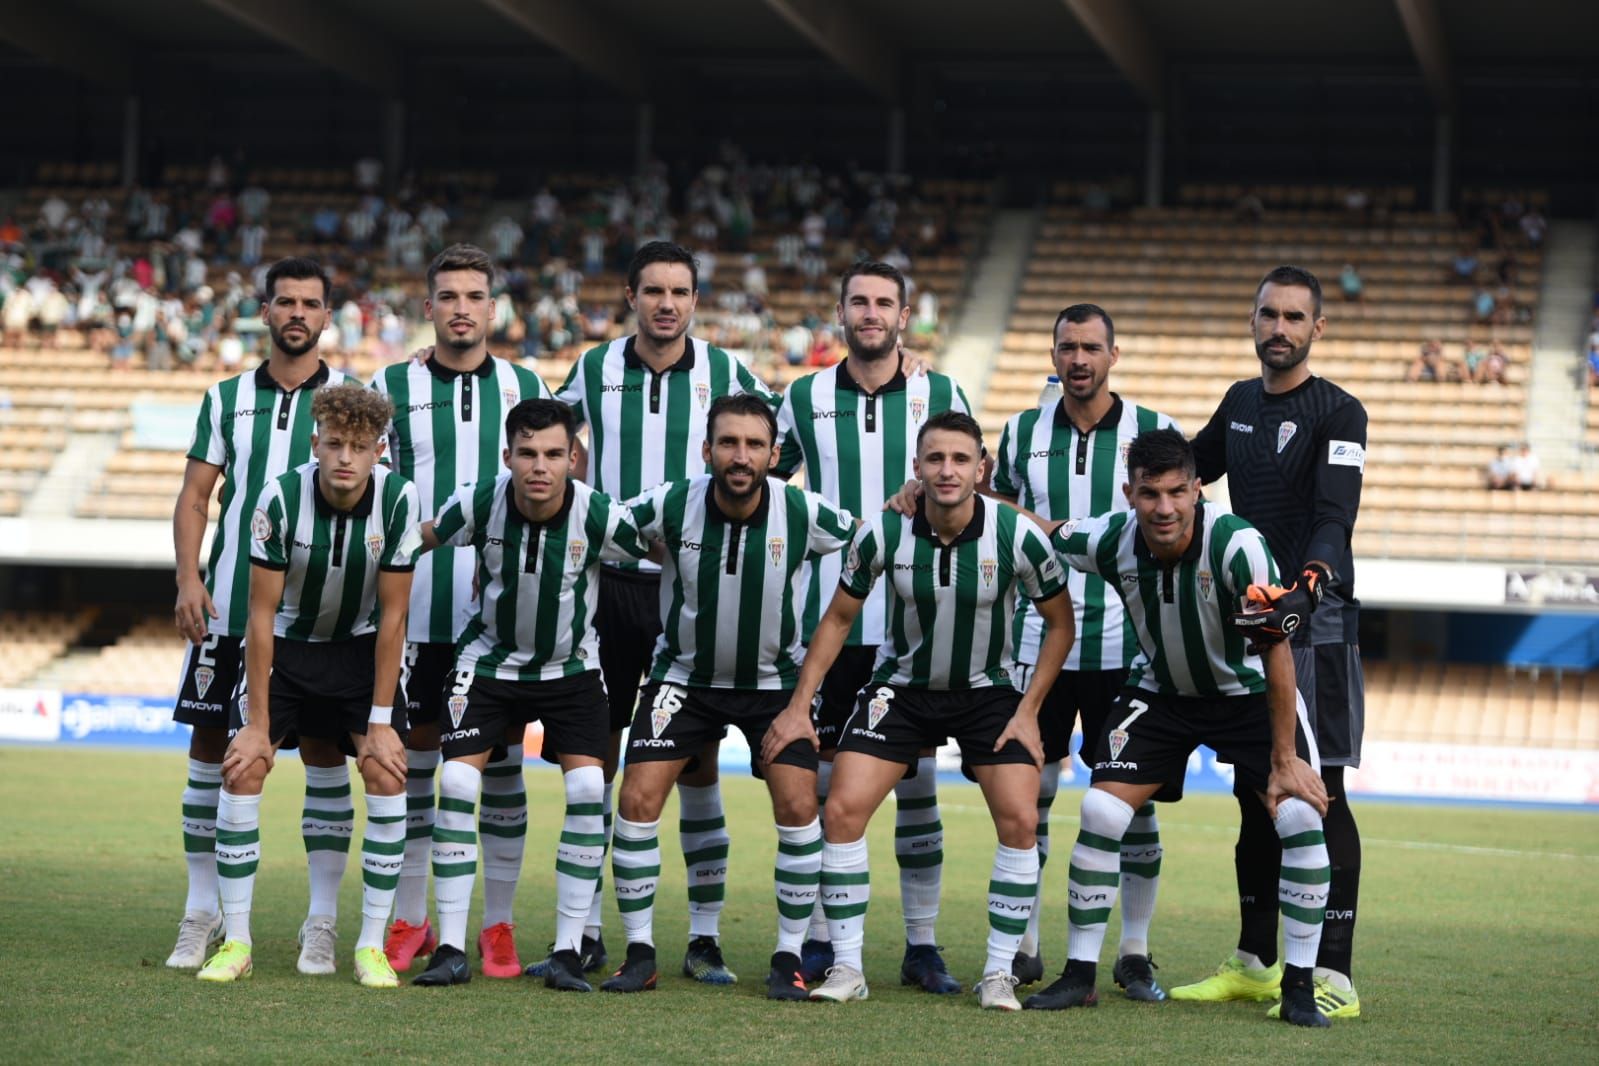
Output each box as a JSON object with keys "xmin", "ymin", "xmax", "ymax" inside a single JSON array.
[{"xmin": 369, "ymin": 704, "xmax": 393, "ymax": 726}]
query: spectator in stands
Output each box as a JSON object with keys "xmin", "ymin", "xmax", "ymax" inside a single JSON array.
[
  {"xmin": 205, "ymin": 192, "xmax": 238, "ymax": 257},
  {"xmin": 38, "ymin": 193, "xmax": 70, "ymax": 236},
  {"xmin": 1342, "ymin": 186, "xmax": 1370, "ymax": 225},
  {"xmin": 1512, "ymin": 442, "xmax": 1545, "ymax": 490},
  {"xmin": 1470, "ymin": 342, "xmax": 1510, "ymax": 385},
  {"xmin": 238, "ymin": 219, "xmax": 267, "ymax": 267},
  {"xmin": 237, "ymin": 181, "xmax": 270, "ymax": 225},
  {"xmin": 1406, "ymin": 338, "xmax": 1461, "ymax": 382},
  {"xmin": 1338, "ymin": 263, "xmax": 1365, "ymax": 308},
  {"xmin": 1473, "ymin": 285, "xmax": 1496, "ymax": 324},
  {"xmin": 1486, "ymin": 445, "xmax": 1516, "ymax": 490},
  {"xmin": 1234, "ymin": 189, "xmax": 1265, "ymax": 224},
  {"xmin": 354, "ymin": 155, "xmax": 382, "ymax": 193},
  {"xmin": 2, "ymin": 284, "xmax": 33, "ymax": 348},
  {"xmin": 1588, "ymin": 313, "xmax": 1599, "ymax": 387},
  {"xmin": 1519, "ymin": 209, "xmax": 1547, "ymax": 248}
]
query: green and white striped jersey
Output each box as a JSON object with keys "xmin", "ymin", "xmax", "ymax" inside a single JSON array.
[
  {"xmin": 994, "ymin": 395, "xmax": 1179, "ymax": 672},
  {"xmin": 556, "ymin": 335, "xmax": 777, "ymax": 573},
  {"xmin": 187, "ymin": 361, "xmax": 348, "ymax": 637},
  {"xmin": 249, "ymin": 462, "xmax": 421, "ymax": 642},
  {"xmin": 628, "ymin": 475, "xmax": 856, "ymax": 690},
  {"xmin": 370, "ymin": 355, "xmax": 551, "ymax": 643},
  {"xmin": 433, "ymin": 475, "xmax": 650, "ymax": 682},
  {"xmin": 774, "ymin": 361, "xmax": 970, "ymax": 646},
  {"xmin": 1051, "ymin": 501, "xmax": 1278, "ymax": 698},
  {"xmin": 840, "ymin": 497, "xmax": 1068, "ymax": 690}
]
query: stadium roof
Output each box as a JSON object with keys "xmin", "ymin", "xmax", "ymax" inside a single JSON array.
[{"xmin": 5, "ymin": 0, "xmax": 1595, "ymax": 101}]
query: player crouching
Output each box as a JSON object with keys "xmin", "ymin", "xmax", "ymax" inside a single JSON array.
[
  {"xmin": 1033, "ymin": 429, "xmax": 1333, "ymax": 1026},
  {"xmin": 200, "ymin": 384, "xmax": 420, "ymax": 988}
]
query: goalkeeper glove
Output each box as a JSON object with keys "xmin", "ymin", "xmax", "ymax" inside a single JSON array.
[{"xmin": 1229, "ymin": 562, "xmax": 1333, "ymax": 652}]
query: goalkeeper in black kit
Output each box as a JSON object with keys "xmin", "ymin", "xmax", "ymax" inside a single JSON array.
[{"xmin": 1175, "ymin": 265, "xmax": 1367, "ymax": 1020}]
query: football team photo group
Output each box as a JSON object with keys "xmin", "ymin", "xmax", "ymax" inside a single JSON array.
[{"xmin": 160, "ymin": 240, "xmax": 1366, "ymax": 1028}]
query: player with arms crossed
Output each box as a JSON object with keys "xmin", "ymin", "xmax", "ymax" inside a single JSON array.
[
  {"xmin": 989, "ymin": 303, "xmax": 1179, "ymax": 996},
  {"xmin": 371, "ymin": 244, "xmax": 552, "ymax": 979},
  {"xmin": 1177, "ymin": 266, "xmax": 1368, "ymax": 1019},
  {"xmin": 600, "ymin": 394, "xmax": 856, "ymax": 998},
  {"xmin": 772, "ymin": 260, "xmax": 972, "ymax": 992},
  {"xmin": 1030, "ymin": 428, "xmax": 1332, "ymax": 1028},
  {"xmin": 199, "ymin": 384, "xmax": 421, "ymax": 988},
  {"xmin": 168, "ymin": 257, "xmax": 349, "ymax": 971},
  {"xmin": 408, "ymin": 399, "xmax": 651, "ymax": 991},
  {"xmin": 552, "ymin": 242, "xmax": 778, "ymax": 984},
  {"xmin": 764, "ymin": 411, "xmax": 1074, "ymax": 1012}
]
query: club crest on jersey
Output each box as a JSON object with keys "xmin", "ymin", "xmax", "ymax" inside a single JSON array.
[
  {"xmin": 1277, "ymin": 421, "xmax": 1297, "ymax": 454},
  {"xmin": 568, "ymin": 539, "xmax": 587, "ymax": 568},
  {"xmin": 194, "ymin": 666, "xmax": 215, "ymax": 700},
  {"xmin": 448, "ymin": 694, "xmax": 468, "ymax": 730},
  {"xmin": 844, "ymin": 542, "xmax": 861, "ymax": 579},
  {"xmin": 867, "ymin": 688, "xmax": 893, "ymax": 731},
  {"xmin": 909, "ymin": 396, "xmax": 927, "ymax": 422},
  {"xmin": 1108, "ymin": 728, "xmax": 1129, "ymax": 761},
  {"xmin": 980, "ymin": 557, "xmax": 997, "ymax": 587},
  {"xmin": 367, "ymin": 534, "xmax": 384, "ymax": 561},
  {"xmin": 768, "ymin": 537, "xmax": 784, "ymax": 566},
  {"xmin": 1119, "ymin": 440, "xmax": 1131, "ymax": 467},
  {"xmin": 694, "ymin": 381, "xmax": 710, "ymax": 408},
  {"xmin": 502, "ymin": 388, "xmax": 518, "ymax": 409},
  {"xmin": 251, "ymin": 509, "xmax": 272, "ymax": 541},
  {"xmin": 1198, "ymin": 569, "xmax": 1213, "ymax": 598}
]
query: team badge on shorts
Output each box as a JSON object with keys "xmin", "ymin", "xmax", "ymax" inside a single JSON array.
[
  {"xmin": 1108, "ymin": 728, "xmax": 1129, "ymax": 760},
  {"xmin": 367, "ymin": 534, "xmax": 384, "ymax": 561},
  {"xmin": 694, "ymin": 382, "xmax": 710, "ymax": 408},
  {"xmin": 568, "ymin": 539, "xmax": 587, "ymax": 567},
  {"xmin": 866, "ymin": 688, "xmax": 893, "ymax": 730},
  {"xmin": 980, "ymin": 557, "xmax": 997, "ymax": 587},
  {"xmin": 448, "ymin": 694, "xmax": 468, "ymax": 729},
  {"xmin": 768, "ymin": 537, "xmax": 784, "ymax": 566},
  {"xmin": 1277, "ymin": 420, "xmax": 1297, "ymax": 454},
  {"xmin": 650, "ymin": 686, "xmax": 684, "ymax": 738},
  {"xmin": 194, "ymin": 666, "xmax": 215, "ymax": 700},
  {"xmin": 909, "ymin": 396, "xmax": 926, "ymax": 422},
  {"xmin": 237, "ymin": 693, "xmax": 249, "ymax": 725}
]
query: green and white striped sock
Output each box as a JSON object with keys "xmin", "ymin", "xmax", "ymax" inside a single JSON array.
[
  {"xmin": 821, "ymin": 837, "xmax": 870, "ymax": 971},
  {"xmin": 555, "ymin": 766, "xmax": 606, "ymax": 955},
  {"xmin": 1066, "ymin": 788, "xmax": 1135, "ymax": 964},
  {"xmin": 806, "ymin": 760, "xmax": 833, "ymax": 943},
  {"xmin": 1275, "ymin": 797, "xmax": 1330, "ymax": 970},
  {"xmin": 216, "ymin": 790, "xmax": 262, "ymax": 946},
  {"xmin": 357, "ymin": 792, "xmax": 406, "ymax": 951},
  {"xmin": 985, "ymin": 843, "xmax": 1039, "ymax": 974},
  {"xmin": 1020, "ymin": 760, "xmax": 1060, "ymax": 956},
  {"xmin": 894, "ymin": 757, "xmax": 943, "ymax": 947},
  {"xmin": 1118, "ymin": 802, "xmax": 1162, "ymax": 957},
  {"xmin": 432, "ymin": 761, "xmax": 480, "ymax": 952},
  {"xmin": 584, "ymin": 778, "xmax": 613, "ymax": 941},
  {"xmin": 302, "ymin": 763, "xmax": 353, "ymax": 920},
  {"xmin": 479, "ymin": 745, "xmax": 527, "ymax": 928},
  {"xmin": 774, "ymin": 818, "xmax": 822, "ymax": 956},
  {"xmin": 612, "ymin": 816, "xmax": 660, "ymax": 946},
  {"xmin": 395, "ymin": 748, "xmax": 438, "ymax": 926},
  {"xmin": 678, "ymin": 783, "xmax": 729, "ymax": 940},
  {"xmin": 181, "ymin": 758, "xmax": 222, "ymax": 914}
]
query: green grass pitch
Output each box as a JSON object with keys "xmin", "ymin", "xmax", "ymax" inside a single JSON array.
[{"xmin": 1, "ymin": 747, "xmax": 1595, "ymax": 1063}]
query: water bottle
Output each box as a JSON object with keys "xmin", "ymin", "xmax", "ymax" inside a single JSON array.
[{"xmin": 1038, "ymin": 374, "xmax": 1063, "ymax": 409}]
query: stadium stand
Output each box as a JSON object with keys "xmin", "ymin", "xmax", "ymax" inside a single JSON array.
[{"xmin": 0, "ymin": 609, "xmax": 93, "ymax": 687}]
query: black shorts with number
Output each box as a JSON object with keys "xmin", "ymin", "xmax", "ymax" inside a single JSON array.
[
  {"xmin": 399, "ymin": 640, "xmax": 455, "ymax": 736},
  {"xmin": 628, "ymin": 680, "xmax": 817, "ymax": 777},
  {"xmin": 812, "ymin": 644, "xmax": 878, "ymax": 751},
  {"xmin": 838, "ymin": 683, "xmax": 1034, "ymax": 770},
  {"xmin": 440, "ymin": 668, "xmax": 610, "ymax": 763},
  {"xmin": 1293, "ymin": 642, "xmax": 1364, "ymax": 768},
  {"xmin": 172, "ymin": 632, "xmax": 244, "ymax": 728},
  {"xmin": 228, "ymin": 633, "xmax": 397, "ymax": 755},
  {"xmin": 595, "ymin": 566, "xmax": 664, "ymax": 732},
  {"xmin": 1088, "ymin": 686, "xmax": 1319, "ymax": 798}
]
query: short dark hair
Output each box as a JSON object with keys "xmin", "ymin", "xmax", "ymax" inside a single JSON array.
[
  {"xmin": 264, "ymin": 256, "xmax": 330, "ymax": 303},
  {"xmin": 428, "ymin": 243, "xmax": 496, "ymax": 295},
  {"xmin": 707, "ymin": 393, "xmax": 778, "ymax": 448},
  {"xmin": 1052, "ymin": 303, "xmax": 1115, "ymax": 348},
  {"xmin": 1126, "ymin": 428, "xmax": 1196, "ymax": 482},
  {"xmin": 1255, "ymin": 265, "xmax": 1323, "ymax": 318},
  {"xmin": 627, "ymin": 240, "xmax": 698, "ymax": 293},
  {"xmin": 916, "ymin": 410, "xmax": 985, "ymax": 455},
  {"xmin": 505, "ymin": 398, "xmax": 576, "ymax": 444},
  {"xmin": 838, "ymin": 260, "xmax": 907, "ymax": 307}
]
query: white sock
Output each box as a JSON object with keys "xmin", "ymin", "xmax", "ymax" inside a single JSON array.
[
  {"xmin": 1066, "ymin": 789, "xmax": 1135, "ymax": 963},
  {"xmin": 806, "ymin": 760, "xmax": 833, "ymax": 943},
  {"xmin": 985, "ymin": 844, "xmax": 1039, "ymax": 974},
  {"xmin": 612, "ymin": 816, "xmax": 660, "ymax": 946},
  {"xmin": 478, "ymin": 745, "xmax": 527, "ymax": 929},
  {"xmin": 555, "ymin": 765, "xmax": 606, "ymax": 954},
  {"xmin": 821, "ymin": 837, "xmax": 870, "ymax": 971},
  {"xmin": 1020, "ymin": 760, "xmax": 1060, "ymax": 956},
  {"xmin": 584, "ymin": 777, "xmax": 614, "ymax": 941},
  {"xmin": 303, "ymin": 763, "xmax": 353, "ymax": 921},
  {"xmin": 181, "ymin": 758, "xmax": 222, "ymax": 914},
  {"xmin": 893, "ymin": 756, "xmax": 942, "ymax": 947},
  {"xmin": 432, "ymin": 761, "xmax": 480, "ymax": 952},
  {"xmin": 1118, "ymin": 802, "xmax": 1161, "ymax": 958},
  {"xmin": 395, "ymin": 748, "xmax": 438, "ymax": 926},
  {"xmin": 774, "ymin": 818, "xmax": 822, "ymax": 956},
  {"xmin": 678, "ymin": 782, "xmax": 729, "ymax": 940},
  {"xmin": 1275, "ymin": 797, "xmax": 1330, "ymax": 970},
  {"xmin": 216, "ymin": 790, "xmax": 262, "ymax": 946},
  {"xmin": 357, "ymin": 792, "xmax": 407, "ymax": 950}
]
